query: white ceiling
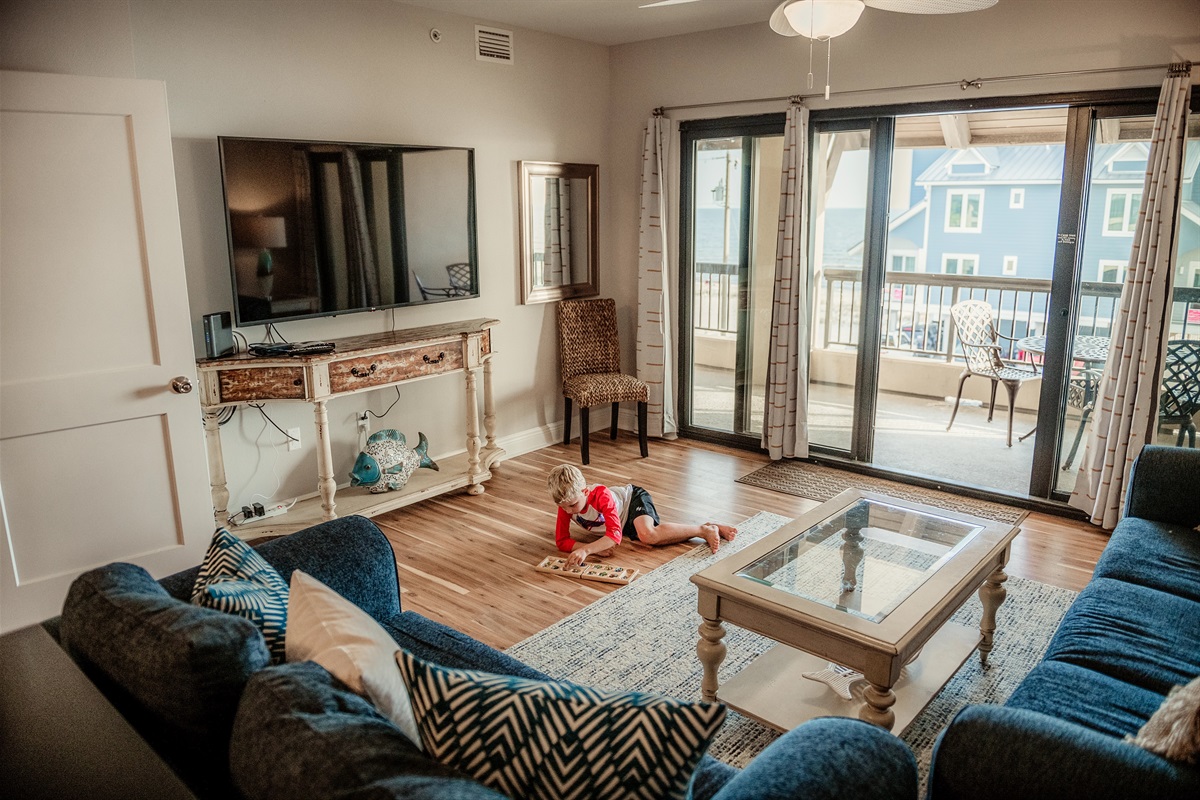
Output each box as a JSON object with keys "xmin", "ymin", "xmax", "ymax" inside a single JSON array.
[{"xmin": 396, "ymin": 0, "xmax": 784, "ymax": 46}]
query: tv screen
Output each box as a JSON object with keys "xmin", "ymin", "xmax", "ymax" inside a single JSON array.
[{"xmin": 218, "ymin": 136, "xmax": 478, "ymax": 326}]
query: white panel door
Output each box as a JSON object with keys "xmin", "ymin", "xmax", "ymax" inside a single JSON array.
[{"xmin": 0, "ymin": 71, "xmax": 213, "ymax": 632}]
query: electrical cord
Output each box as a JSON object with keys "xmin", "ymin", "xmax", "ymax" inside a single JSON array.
[
  {"xmin": 262, "ymin": 323, "xmax": 289, "ymax": 345},
  {"xmin": 365, "ymin": 387, "xmax": 402, "ymax": 419},
  {"xmin": 248, "ymin": 402, "xmax": 300, "ymax": 443},
  {"xmin": 231, "ymin": 329, "xmax": 250, "ymax": 354}
]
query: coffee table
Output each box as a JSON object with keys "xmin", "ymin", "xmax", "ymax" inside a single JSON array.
[{"xmin": 691, "ymin": 489, "xmax": 1021, "ymax": 732}]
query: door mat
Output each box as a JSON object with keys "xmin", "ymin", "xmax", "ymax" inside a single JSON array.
[{"xmin": 736, "ymin": 459, "xmax": 1027, "ymax": 526}]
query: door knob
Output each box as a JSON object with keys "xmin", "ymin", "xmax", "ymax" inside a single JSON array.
[{"xmin": 171, "ymin": 376, "xmax": 194, "ymax": 394}]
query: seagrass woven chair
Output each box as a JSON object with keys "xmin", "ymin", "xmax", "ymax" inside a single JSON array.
[
  {"xmin": 1159, "ymin": 340, "xmax": 1200, "ymax": 447},
  {"xmin": 557, "ymin": 298, "xmax": 648, "ymax": 465},
  {"xmin": 946, "ymin": 300, "xmax": 1039, "ymax": 447}
]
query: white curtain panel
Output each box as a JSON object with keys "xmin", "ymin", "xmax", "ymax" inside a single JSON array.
[
  {"xmin": 1069, "ymin": 69, "xmax": 1192, "ymax": 528},
  {"xmin": 761, "ymin": 102, "xmax": 812, "ymax": 460},
  {"xmin": 637, "ymin": 113, "xmax": 677, "ymax": 438}
]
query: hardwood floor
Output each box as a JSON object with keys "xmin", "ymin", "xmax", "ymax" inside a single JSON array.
[{"xmin": 372, "ymin": 434, "xmax": 1109, "ymax": 651}]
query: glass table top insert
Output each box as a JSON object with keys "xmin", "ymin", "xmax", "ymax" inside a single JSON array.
[{"xmin": 736, "ymin": 498, "xmax": 984, "ymax": 622}]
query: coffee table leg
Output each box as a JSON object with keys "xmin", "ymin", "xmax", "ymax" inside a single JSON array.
[
  {"xmin": 979, "ymin": 563, "xmax": 1009, "ymax": 665},
  {"xmin": 697, "ymin": 618, "xmax": 727, "ymax": 702},
  {"xmin": 859, "ymin": 683, "xmax": 896, "ymax": 731}
]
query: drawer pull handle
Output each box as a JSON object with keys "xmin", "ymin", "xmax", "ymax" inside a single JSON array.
[
  {"xmin": 293, "ymin": 378, "xmax": 303, "ymax": 386},
  {"xmin": 423, "ymin": 352, "xmax": 445, "ymax": 364},
  {"xmin": 351, "ymin": 364, "xmax": 378, "ymax": 377}
]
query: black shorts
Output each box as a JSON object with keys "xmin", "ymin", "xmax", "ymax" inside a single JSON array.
[{"xmin": 622, "ymin": 485, "xmax": 659, "ymax": 541}]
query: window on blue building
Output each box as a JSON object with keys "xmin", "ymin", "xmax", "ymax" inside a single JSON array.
[
  {"xmin": 942, "ymin": 254, "xmax": 978, "ymax": 275},
  {"xmin": 1104, "ymin": 188, "xmax": 1142, "ymax": 235},
  {"xmin": 1010, "ymin": 188, "xmax": 1024, "ymax": 208},
  {"xmin": 1098, "ymin": 259, "xmax": 1128, "ymax": 283},
  {"xmin": 945, "ymin": 189, "xmax": 983, "ymax": 232}
]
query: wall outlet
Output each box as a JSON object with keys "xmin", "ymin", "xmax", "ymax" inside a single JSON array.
[
  {"xmin": 287, "ymin": 427, "xmax": 301, "ymax": 451},
  {"xmin": 357, "ymin": 412, "xmax": 370, "ymax": 433}
]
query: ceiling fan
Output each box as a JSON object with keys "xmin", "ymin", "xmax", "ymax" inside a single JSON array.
[{"xmin": 640, "ymin": 0, "xmax": 999, "ymax": 97}]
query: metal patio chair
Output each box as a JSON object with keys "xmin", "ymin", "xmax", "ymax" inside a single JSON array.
[
  {"xmin": 1159, "ymin": 340, "xmax": 1200, "ymax": 447},
  {"xmin": 446, "ymin": 262, "xmax": 472, "ymax": 294},
  {"xmin": 946, "ymin": 300, "xmax": 1040, "ymax": 447}
]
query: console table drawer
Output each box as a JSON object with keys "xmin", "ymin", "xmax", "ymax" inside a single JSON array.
[
  {"xmin": 217, "ymin": 366, "xmax": 307, "ymax": 402},
  {"xmin": 329, "ymin": 343, "xmax": 463, "ymax": 393}
]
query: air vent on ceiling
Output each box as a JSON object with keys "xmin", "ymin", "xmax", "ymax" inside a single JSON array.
[{"xmin": 476, "ymin": 26, "xmax": 513, "ymax": 64}]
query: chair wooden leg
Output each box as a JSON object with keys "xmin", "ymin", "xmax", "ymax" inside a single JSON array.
[
  {"xmin": 987, "ymin": 380, "xmax": 999, "ymax": 423},
  {"xmin": 638, "ymin": 401, "xmax": 648, "ymax": 458},
  {"xmin": 1003, "ymin": 381, "xmax": 1019, "ymax": 447},
  {"xmin": 610, "ymin": 402, "xmax": 620, "ymax": 440},
  {"xmin": 947, "ymin": 372, "xmax": 970, "ymax": 432},
  {"xmin": 580, "ymin": 406, "xmax": 590, "ymax": 465},
  {"xmin": 563, "ymin": 398, "xmax": 573, "ymax": 445}
]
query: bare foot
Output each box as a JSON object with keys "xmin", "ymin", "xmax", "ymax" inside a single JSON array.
[
  {"xmin": 700, "ymin": 523, "xmax": 721, "ymax": 554},
  {"xmin": 709, "ymin": 523, "xmax": 737, "ymax": 542}
]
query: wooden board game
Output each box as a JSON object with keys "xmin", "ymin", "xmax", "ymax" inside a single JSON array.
[{"xmin": 535, "ymin": 556, "xmax": 640, "ymax": 585}]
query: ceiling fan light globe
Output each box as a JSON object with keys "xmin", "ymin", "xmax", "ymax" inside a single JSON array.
[{"xmin": 780, "ymin": 0, "xmax": 866, "ymax": 40}]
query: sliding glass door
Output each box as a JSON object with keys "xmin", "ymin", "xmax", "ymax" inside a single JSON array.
[
  {"xmin": 804, "ymin": 89, "xmax": 1194, "ymax": 501},
  {"xmin": 679, "ymin": 116, "xmax": 784, "ymax": 442}
]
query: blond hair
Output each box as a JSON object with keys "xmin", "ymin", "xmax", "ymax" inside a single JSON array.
[{"xmin": 547, "ymin": 464, "xmax": 586, "ymax": 504}]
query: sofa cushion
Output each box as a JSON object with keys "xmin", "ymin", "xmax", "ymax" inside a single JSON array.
[
  {"xmin": 60, "ymin": 561, "xmax": 271, "ymax": 738},
  {"xmin": 59, "ymin": 561, "xmax": 271, "ymax": 796},
  {"xmin": 1092, "ymin": 518, "xmax": 1200, "ymax": 603},
  {"xmin": 1040, "ymin": 577, "xmax": 1200, "ymax": 696},
  {"xmin": 382, "ymin": 610, "xmax": 551, "ymax": 680},
  {"xmin": 396, "ymin": 649, "xmax": 725, "ymax": 800},
  {"xmin": 230, "ymin": 661, "xmax": 504, "ymax": 800},
  {"xmin": 285, "ymin": 570, "xmax": 421, "ymax": 747},
  {"xmin": 192, "ymin": 527, "xmax": 290, "ymax": 662},
  {"xmin": 1006, "ymin": 659, "xmax": 1168, "ymax": 738}
]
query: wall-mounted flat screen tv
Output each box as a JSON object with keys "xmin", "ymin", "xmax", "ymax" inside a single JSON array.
[{"xmin": 218, "ymin": 136, "xmax": 478, "ymax": 326}]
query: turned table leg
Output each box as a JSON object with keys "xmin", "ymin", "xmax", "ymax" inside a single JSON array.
[
  {"xmin": 860, "ymin": 682, "xmax": 897, "ymax": 731},
  {"xmin": 697, "ymin": 618, "xmax": 727, "ymax": 703},
  {"xmin": 203, "ymin": 407, "xmax": 230, "ymax": 528},
  {"xmin": 314, "ymin": 399, "xmax": 337, "ymax": 520},
  {"xmin": 465, "ymin": 368, "xmax": 484, "ymax": 495},
  {"xmin": 979, "ymin": 562, "xmax": 1009, "ymax": 665}
]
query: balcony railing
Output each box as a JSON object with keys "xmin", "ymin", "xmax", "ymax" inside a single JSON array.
[{"xmin": 693, "ymin": 262, "xmax": 1200, "ymax": 358}]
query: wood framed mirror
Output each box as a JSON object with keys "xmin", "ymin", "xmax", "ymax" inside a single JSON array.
[{"xmin": 519, "ymin": 161, "xmax": 599, "ymax": 304}]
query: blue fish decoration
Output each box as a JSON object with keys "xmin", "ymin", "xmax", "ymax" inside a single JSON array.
[{"xmin": 349, "ymin": 429, "xmax": 439, "ymax": 493}]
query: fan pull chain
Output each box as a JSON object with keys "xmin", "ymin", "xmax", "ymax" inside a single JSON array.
[
  {"xmin": 807, "ymin": 11, "xmax": 814, "ymax": 90},
  {"xmin": 825, "ymin": 37, "xmax": 832, "ymax": 100}
]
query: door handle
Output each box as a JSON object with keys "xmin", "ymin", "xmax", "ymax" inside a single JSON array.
[{"xmin": 171, "ymin": 376, "xmax": 194, "ymax": 394}]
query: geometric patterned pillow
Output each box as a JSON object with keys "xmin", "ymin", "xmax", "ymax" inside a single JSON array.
[
  {"xmin": 191, "ymin": 528, "xmax": 289, "ymax": 663},
  {"xmin": 396, "ymin": 649, "xmax": 725, "ymax": 800}
]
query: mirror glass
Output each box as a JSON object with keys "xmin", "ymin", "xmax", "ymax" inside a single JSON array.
[
  {"xmin": 519, "ymin": 161, "xmax": 598, "ymax": 304},
  {"xmin": 220, "ymin": 137, "xmax": 478, "ymax": 326}
]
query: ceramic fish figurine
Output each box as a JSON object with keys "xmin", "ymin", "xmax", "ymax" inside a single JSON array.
[{"xmin": 349, "ymin": 429, "xmax": 439, "ymax": 493}]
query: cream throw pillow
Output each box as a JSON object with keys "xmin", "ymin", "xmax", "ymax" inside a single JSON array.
[
  {"xmin": 1126, "ymin": 675, "xmax": 1200, "ymax": 764},
  {"xmin": 285, "ymin": 570, "xmax": 421, "ymax": 748}
]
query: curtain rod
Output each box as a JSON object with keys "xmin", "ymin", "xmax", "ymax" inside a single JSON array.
[{"xmin": 655, "ymin": 61, "xmax": 1194, "ymax": 114}]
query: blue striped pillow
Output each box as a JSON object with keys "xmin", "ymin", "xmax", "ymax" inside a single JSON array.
[
  {"xmin": 397, "ymin": 649, "xmax": 725, "ymax": 800},
  {"xmin": 192, "ymin": 528, "xmax": 289, "ymax": 662}
]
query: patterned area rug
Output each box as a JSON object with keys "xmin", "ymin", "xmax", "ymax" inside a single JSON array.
[
  {"xmin": 736, "ymin": 460, "xmax": 1028, "ymax": 526},
  {"xmin": 507, "ymin": 512, "xmax": 1075, "ymax": 787}
]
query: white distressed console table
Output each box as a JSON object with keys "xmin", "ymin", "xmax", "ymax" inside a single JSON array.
[{"xmin": 196, "ymin": 318, "xmax": 503, "ymax": 534}]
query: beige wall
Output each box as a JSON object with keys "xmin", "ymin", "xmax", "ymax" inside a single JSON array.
[{"xmin": 1, "ymin": 0, "xmax": 610, "ymax": 512}]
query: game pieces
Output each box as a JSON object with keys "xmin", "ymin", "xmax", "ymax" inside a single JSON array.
[{"xmin": 535, "ymin": 556, "xmax": 640, "ymax": 585}]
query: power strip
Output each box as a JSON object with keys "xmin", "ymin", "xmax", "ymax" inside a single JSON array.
[{"xmin": 234, "ymin": 503, "xmax": 289, "ymax": 525}]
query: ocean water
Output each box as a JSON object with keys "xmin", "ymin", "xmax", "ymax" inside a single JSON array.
[{"xmin": 694, "ymin": 206, "xmax": 864, "ymax": 265}]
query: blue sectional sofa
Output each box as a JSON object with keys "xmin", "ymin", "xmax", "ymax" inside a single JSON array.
[
  {"xmin": 928, "ymin": 445, "xmax": 1200, "ymax": 799},
  {"xmin": 50, "ymin": 514, "xmax": 918, "ymax": 800}
]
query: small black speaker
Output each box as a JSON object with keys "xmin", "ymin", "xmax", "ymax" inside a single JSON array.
[{"xmin": 203, "ymin": 311, "xmax": 235, "ymax": 359}]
